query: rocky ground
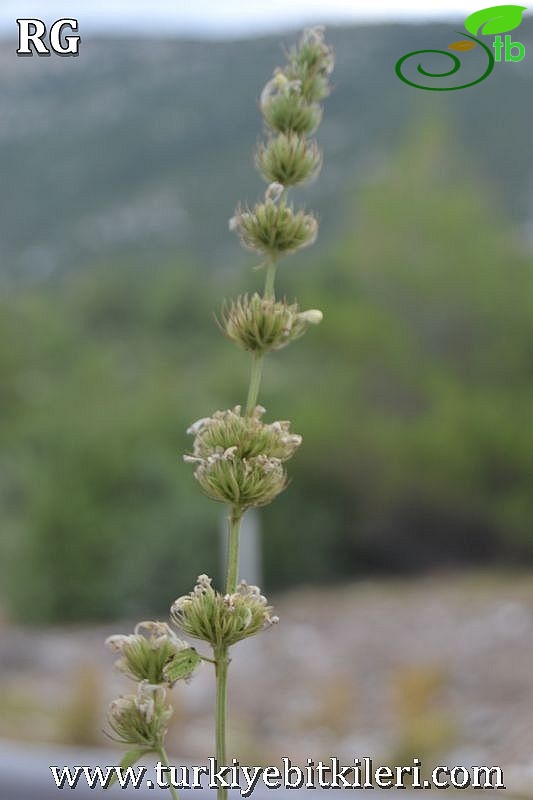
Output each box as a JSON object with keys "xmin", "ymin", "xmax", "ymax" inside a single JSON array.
[{"xmin": 1, "ymin": 572, "xmax": 532, "ymax": 789}]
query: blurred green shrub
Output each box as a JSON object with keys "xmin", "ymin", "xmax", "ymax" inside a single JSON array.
[{"xmin": 1, "ymin": 126, "xmax": 531, "ymax": 623}]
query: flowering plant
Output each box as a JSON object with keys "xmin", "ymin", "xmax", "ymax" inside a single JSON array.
[{"xmin": 105, "ymin": 27, "xmax": 334, "ymax": 798}]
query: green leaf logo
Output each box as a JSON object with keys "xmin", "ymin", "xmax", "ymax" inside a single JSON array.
[{"xmin": 465, "ymin": 5, "xmax": 527, "ymax": 36}]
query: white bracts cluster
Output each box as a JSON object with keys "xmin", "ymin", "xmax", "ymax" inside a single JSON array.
[
  {"xmin": 107, "ymin": 683, "xmax": 172, "ymax": 748},
  {"xmin": 171, "ymin": 575, "xmax": 278, "ymax": 648}
]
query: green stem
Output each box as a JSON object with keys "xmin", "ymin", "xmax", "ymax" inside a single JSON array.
[
  {"xmin": 264, "ymin": 260, "xmax": 277, "ymax": 300},
  {"xmin": 158, "ymin": 746, "xmax": 180, "ymax": 800},
  {"xmin": 199, "ymin": 653, "xmax": 217, "ymax": 665},
  {"xmin": 214, "ymin": 249, "xmax": 281, "ymax": 800},
  {"xmin": 226, "ymin": 507, "xmax": 243, "ymax": 594},
  {"xmin": 214, "ymin": 507, "xmax": 242, "ymax": 800},
  {"xmin": 214, "ymin": 645, "xmax": 229, "ymax": 800},
  {"xmin": 245, "ymin": 353, "xmax": 263, "ymax": 416},
  {"xmin": 246, "ymin": 256, "xmax": 282, "ymax": 415}
]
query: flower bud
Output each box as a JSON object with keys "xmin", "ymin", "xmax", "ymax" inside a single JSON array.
[
  {"xmin": 256, "ymin": 134, "xmax": 321, "ymax": 187},
  {"xmin": 171, "ymin": 576, "xmax": 278, "ymax": 648},
  {"xmin": 106, "ymin": 621, "xmax": 200, "ymax": 686},
  {"xmin": 296, "ymin": 308, "xmax": 323, "ymax": 325},
  {"xmin": 286, "ymin": 27, "xmax": 335, "ymax": 102},
  {"xmin": 107, "ymin": 683, "xmax": 171, "ymax": 748},
  {"xmin": 231, "ymin": 198, "xmax": 317, "ymax": 258}
]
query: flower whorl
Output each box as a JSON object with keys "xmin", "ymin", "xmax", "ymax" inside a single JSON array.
[{"xmin": 184, "ymin": 405, "xmax": 301, "ymax": 510}]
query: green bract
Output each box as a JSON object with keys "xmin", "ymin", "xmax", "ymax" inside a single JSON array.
[
  {"xmin": 187, "ymin": 405, "xmax": 301, "ymax": 461},
  {"xmin": 187, "ymin": 449, "xmax": 286, "ymax": 508},
  {"xmin": 285, "ymin": 26, "xmax": 334, "ymax": 103},
  {"xmin": 219, "ymin": 293, "xmax": 323, "ymax": 354},
  {"xmin": 171, "ymin": 574, "xmax": 278, "ymax": 648},
  {"xmin": 107, "ymin": 684, "xmax": 171, "ymax": 749},
  {"xmin": 106, "ymin": 621, "xmax": 200, "ymax": 686},
  {"xmin": 261, "ymin": 82, "xmax": 322, "ymax": 136},
  {"xmin": 230, "ymin": 198, "xmax": 317, "ymax": 257},
  {"xmin": 256, "ymin": 133, "xmax": 321, "ymax": 187}
]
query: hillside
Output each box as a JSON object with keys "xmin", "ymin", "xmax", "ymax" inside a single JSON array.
[{"xmin": 1, "ymin": 21, "xmax": 532, "ymax": 279}]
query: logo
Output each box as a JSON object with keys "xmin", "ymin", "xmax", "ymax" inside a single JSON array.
[
  {"xmin": 16, "ymin": 18, "xmax": 81, "ymax": 57},
  {"xmin": 396, "ymin": 4, "xmax": 526, "ymax": 90}
]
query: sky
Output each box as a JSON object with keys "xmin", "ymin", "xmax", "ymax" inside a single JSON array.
[{"xmin": 1, "ymin": 1, "xmax": 497, "ymax": 37}]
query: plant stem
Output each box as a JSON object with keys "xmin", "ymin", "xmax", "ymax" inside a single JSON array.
[
  {"xmin": 226, "ymin": 508, "xmax": 243, "ymax": 593},
  {"xmin": 199, "ymin": 654, "xmax": 217, "ymax": 665},
  {"xmin": 158, "ymin": 746, "xmax": 180, "ymax": 800},
  {"xmin": 264, "ymin": 260, "xmax": 277, "ymax": 300},
  {"xmin": 214, "ymin": 645, "xmax": 229, "ymax": 800},
  {"xmin": 214, "ymin": 508, "xmax": 242, "ymax": 800},
  {"xmin": 245, "ymin": 258, "xmax": 280, "ymax": 416},
  {"xmin": 215, "ymin": 248, "xmax": 280, "ymax": 800},
  {"xmin": 245, "ymin": 353, "xmax": 263, "ymax": 415}
]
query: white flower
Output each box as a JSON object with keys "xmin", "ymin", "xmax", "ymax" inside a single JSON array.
[
  {"xmin": 265, "ymin": 182, "xmax": 285, "ymax": 203},
  {"xmin": 297, "ymin": 309, "xmax": 323, "ymax": 325},
  {"xmin": 186, "ymin": 417, "xmax": 211, "ymax": 435}
]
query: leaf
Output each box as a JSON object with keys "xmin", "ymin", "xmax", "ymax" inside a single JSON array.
[
  {"xmin": 448, "ymin": 40, "xmax": 478, "ymax": 50},
  {"xmin": 464, "ymin": 5, "xmax": 527, "ymax": 36},
  {"xmin": 163, "ymin": 648, "xmax": 201, "ymax": 684},
  {"xmin": 105, "ymin": 749, "xmax": 148, "ymax": 788}
]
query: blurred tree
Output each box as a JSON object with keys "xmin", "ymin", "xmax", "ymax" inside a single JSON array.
[
  {"xmin": 266, "ymin": 117, "xmax": 533, "ymax": 578},
  {"xmin": 0, "ymin": 121, "xmax": 531, "ymax": 622}
]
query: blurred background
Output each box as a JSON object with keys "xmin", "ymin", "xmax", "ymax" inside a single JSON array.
[{"xmin": 0, "ymin": 0, "xmax": 532, "ymax": 790}]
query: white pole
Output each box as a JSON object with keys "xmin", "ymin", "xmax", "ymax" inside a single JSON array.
[{"xmin": 220, "ymin": 509, "xmax": 262, "ymax": 587}]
